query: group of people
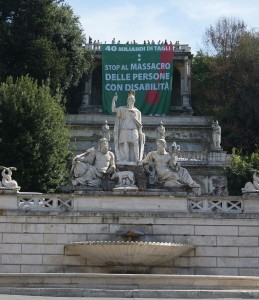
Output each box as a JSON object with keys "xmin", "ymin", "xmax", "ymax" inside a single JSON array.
[
  {"xmin": 114, "ymin": 39, "xmax": 174, "ymax": 45},
  {"xmin": 88, "ymin": 37, "xmax": 101, "ymax": 49},
  {"xmin": 71, "ymin": 91, "xmax": 200, "ymax": 192},
  {"xmin": 88, "ymin": 36, "xmax": 178, "ymax": 47}
]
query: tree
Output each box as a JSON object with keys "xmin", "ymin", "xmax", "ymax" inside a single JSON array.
[
  {"xmin": 192, "ymin": 17, "xmax": 259, "ymax": 153},
  {"xmin": 0, "ymin": 0, "xmax": 92, "ymax": 99},
  {"xmin": 203, "ymin": 17, "xmax": 246, "ymax": 58},
  {"xmin": 0, "ymin": 75, "xmax": 71, "ymax": 192},
  {"xmin": 226, "ymin": 148, "xmax": 259, "ymax": 195}
]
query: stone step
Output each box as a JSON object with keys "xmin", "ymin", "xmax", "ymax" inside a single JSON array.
[
  {"xmin": 1, "ymin": 273, "xmax": 259, "ymax": 298},
  {"xmin": 1, "ymin": 273, "xmax": 259, "ymax": 289},
  {"xmin": 1, "ymin": 287, "xmax": 259, "ymax": 298}
]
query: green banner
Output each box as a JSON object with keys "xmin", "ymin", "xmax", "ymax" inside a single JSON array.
[{"xmin": 102, "ymin": 44, "xmax": 174, "ymax": 115}]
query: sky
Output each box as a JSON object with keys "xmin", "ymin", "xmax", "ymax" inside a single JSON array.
[{"xmin": 65, "ymin": 0, "xmax": 259, "ymax": 54}]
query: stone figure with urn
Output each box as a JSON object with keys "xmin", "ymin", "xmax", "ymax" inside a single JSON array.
[
  {"xmin": 141, "ymin": 139, "xmax": 201, "ymax": 195},
  {"xmin": 71, "ymin": 138, "xmax": 116, "ymax": 189}
]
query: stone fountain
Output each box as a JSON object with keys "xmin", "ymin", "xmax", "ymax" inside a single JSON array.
[
  {"xmin": 65, "ymin": 230, "xmax": 194, "ymax": 273},
  {"xmin": 0, "ymin": 27, "xmax": 258, "ymax": 295},
  {"xmin": 65, "ymin": 91, "xmax": 217, "ymax": 275}
]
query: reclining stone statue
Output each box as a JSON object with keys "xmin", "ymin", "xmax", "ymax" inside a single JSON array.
[
  {"xmin": 71, "ymin": 138, "xmax": 115, "ymax": 188},
  {"xmin": 141, "ymin": 139, "xmax": 200, "ymax": 194}
]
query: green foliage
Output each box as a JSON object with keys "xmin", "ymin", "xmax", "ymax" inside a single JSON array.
[
  {"xmin": 0, "ymin": 0, "xmax": 92, "ymax": 98},
  {"xmin": 0, "ymin": 75, "xmax": 71, "ymax": 192},
  {"xmin": 192, "ymin": 17, "xmax": 259, "ymax": 153},
  {"xmin": 191, "ymin": 52, "xmax": 219, "ymax": 116},
  {"xmin": 226, "ymin": 148, "xmax": 259, "ymax": 195}
]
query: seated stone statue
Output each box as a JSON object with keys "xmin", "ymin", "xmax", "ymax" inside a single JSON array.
[
  {"xmin": 71, "ymin": 138, "xmax": 115, "ymax": 188},
  {"xmin": 141, "ymin": 139, "xmax": 200, "ymax": 190}
]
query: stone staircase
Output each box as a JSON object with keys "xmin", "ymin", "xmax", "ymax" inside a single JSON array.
[{"xmin": 1, "ymin": 273, "xmax": 259, "ymax": 298}]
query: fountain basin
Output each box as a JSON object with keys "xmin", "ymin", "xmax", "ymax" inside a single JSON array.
[{"xmin": 65, "ymin": 241, "xmax": 194, "ymax": 272}]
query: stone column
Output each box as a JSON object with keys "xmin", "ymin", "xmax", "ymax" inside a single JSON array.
[
  {"xmin": 183, "ymin": 56, "xmax": 189, "ymax": 92},
  {"xmin": 79, "ymin": 73, "xmax": 92, "ymax": 112},
  {"xmin": 182, "ymin": 56, "xmax": 191, "ymax": 109},
  {"xmin": 0, "ymin": 100, "xmax": 2, "ymax": 142}
]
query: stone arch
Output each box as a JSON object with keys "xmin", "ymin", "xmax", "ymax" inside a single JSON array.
[
  {"xmin": 90, "ymin": 64, "xmax": 102, "ymax": 106},
  {"xmin": 170, "ymin": 66, "xmax": 181, "ymax": 107}
]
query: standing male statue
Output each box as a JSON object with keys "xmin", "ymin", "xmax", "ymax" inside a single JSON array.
[{"xmin": 112, "ymin": 90, "xmax": 145, "ymax": 163}]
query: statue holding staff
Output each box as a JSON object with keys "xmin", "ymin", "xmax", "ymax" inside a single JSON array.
[{"xmin": 112, "ymin": 90, "xmax": 145, "ymax": 163}]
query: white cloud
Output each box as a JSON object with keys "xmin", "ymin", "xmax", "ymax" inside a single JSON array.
[
  {"xmin": 169, "ymin": 0, "xmax": 259, "ymax": 23},
  {"xmin": 67, "ymin": 0, "xmax": 259, "ymax": 54},
  {"xmin": 76, "ymin": 2, "xmax": 175, "ymax": 44}
]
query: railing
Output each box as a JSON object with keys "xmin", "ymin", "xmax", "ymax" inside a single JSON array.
[
  {"xmin": 188, "ymin": 198, "xmax": 243, "ymax": 213},
  {"xmin": 18, "ymin": 193, "xmax": 73, "ymax": 211},
  {"xmin": 16, "ymin": 193, "xmax": 244, "ymax": 214},
  {"xmin": 179, "ymin": 150, "xmax": 230, "ymax": 166},
  {"xmin": 84, "ymin": 43, "xmax": 191, "ymax": 52},
  {"xmin": 178, "ymin": 151, "xmax": 208, "ymax": 164}
]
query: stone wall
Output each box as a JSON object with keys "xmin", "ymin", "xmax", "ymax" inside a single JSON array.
[
  {"xmin": 66, "ymin": 114, "xmax": 213, "ymax": 155},
  {"xmin": 0, "ymin": 192, "xmax": 258, "ymax": 276}
]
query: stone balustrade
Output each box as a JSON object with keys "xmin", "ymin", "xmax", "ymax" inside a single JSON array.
[
  {"xmin": 84, "ymin": 43, "xmax": 191, "ymax": 52},
  {"xmin": 0, "ymin": 192, "xmax": 252, "ymax": 214},
  {"xmin": 178, "ymin": 151, "xmax": 208, "ymax": 163},
  {"xmin": 17, "ymin": 193, "xmax": 73, "ymax": 211}
]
